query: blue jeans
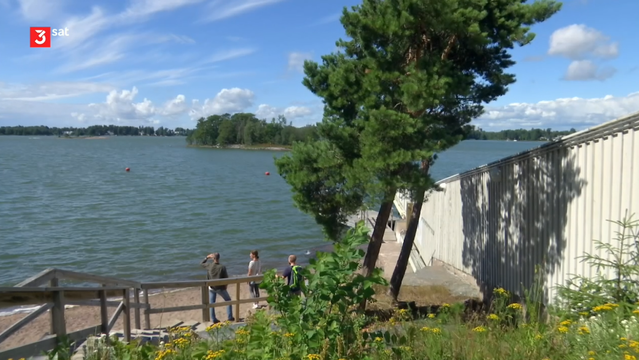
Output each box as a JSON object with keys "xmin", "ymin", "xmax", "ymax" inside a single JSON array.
[{"xmin": 209, "ymin": 288, "xmax": 233, "ymax": 322}]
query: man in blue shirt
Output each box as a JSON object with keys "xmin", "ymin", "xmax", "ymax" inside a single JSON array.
[{"xmin": 281, "ymin": 255, "xmax": 304, "ymax": 296}]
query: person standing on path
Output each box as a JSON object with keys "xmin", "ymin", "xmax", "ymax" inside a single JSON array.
[
  {"xmin": 281, "ymin": 255, "xmax": 304, "ymax": 296},
  {"xmin": 201, "ymin": 252, "xmax": 235, "ymax": 323},
  {"xmin": 247, "ymin": 250, "xmax": 262, "ymax": 309}
]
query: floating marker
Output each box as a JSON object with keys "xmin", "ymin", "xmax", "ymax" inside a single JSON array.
[
  {"xmin": 125, "ymin": 167, "xmax": 130, "ymax": 172},
  {"xmin": 265, "ymin": 171, "xmax": 270, "ymax": 176}
]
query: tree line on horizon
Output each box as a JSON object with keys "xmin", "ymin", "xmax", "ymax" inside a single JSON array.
[
  {"xmin": 0, "ymin": 122, "xmax": 578, "ymax": 142},
  {"xmin": 466, "ymin": 125, "xmax": 578, "ymax": 141},
  {"xmin": 0, "ymin": 124, "xmax": 193, "ymax": 137},
  {"xmin": 185, "ymin": 113, "xmax": 318, "ymax": 146}
]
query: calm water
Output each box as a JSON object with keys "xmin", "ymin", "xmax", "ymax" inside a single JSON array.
[{"xmin": 0, "ymin": 137, "xmax": 539, "ymax": 287}]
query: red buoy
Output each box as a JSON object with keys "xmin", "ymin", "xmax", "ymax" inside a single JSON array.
[
  {"xmin": 125, "ymin": 167, "xmax": 130, "ymax": 172},
  {"xmin": 265, "ymin": 171, "xmax": 270, "ymax": 176}
]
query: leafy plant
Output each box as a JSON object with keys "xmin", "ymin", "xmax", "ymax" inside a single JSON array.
[
  {"xmin": 556, "ymin": 212, "xmax": 639, "ymax": 316},
  {"xmin": 258, "ymin": 221, "xmax": 388, "ymax": 358}
]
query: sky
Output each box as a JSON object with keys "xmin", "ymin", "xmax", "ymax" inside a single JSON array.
[{"xmin": 0, "ymin": 0, "xmax": 637, "ymax": 131}]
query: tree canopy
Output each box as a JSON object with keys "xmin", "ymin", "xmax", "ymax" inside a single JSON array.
[
  {"xmin": 276, "ymin": 0, "xmax": 562, "ymax": 301},
  {"xmin": 186, "ymin": 113, "xmax": 317, "ymax": 147}
]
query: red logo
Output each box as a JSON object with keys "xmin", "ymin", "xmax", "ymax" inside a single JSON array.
[{"xmin": 30, "ymin": 27, "xmax": 51, "ymax": 48}]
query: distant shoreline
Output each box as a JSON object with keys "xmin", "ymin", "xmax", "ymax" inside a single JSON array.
[
  {"xmin": 187, "ymin": 144, "xmax": 291, "ymax": 151},
  {"xmin": 58, "ymin": 136, "xmax": 109, "ymax": 140}
]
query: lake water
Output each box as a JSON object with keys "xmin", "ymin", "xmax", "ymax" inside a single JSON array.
[{"xmin": 0, "ymin": 137, "xmax": 539, "ymax": 289}]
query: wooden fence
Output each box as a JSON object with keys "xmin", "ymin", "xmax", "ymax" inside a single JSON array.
[{"xmin": 0, "ymin": 268, "xmax": 266, "ymax": 359}]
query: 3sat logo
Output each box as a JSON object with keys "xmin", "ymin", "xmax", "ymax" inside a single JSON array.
[{"xmin": 30, "ymin": 27, "xmax": 69, "ymax": 48}]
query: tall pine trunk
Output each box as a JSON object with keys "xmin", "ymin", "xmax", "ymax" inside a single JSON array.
[
  {"xmin": 389, "ymin": 161, "xmax": 429, "ymax": 301},
  {"xmin": 358, "ymin": 196, "xmax": 395, "ymax": 310},
  {"xmin": 362, "ymin": 199, "xmax": 395, "ymax": 276}
]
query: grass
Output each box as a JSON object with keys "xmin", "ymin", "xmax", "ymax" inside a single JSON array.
[{"xmin": 369, "ymin": 284, "xmax": 471, "ymax": 310}]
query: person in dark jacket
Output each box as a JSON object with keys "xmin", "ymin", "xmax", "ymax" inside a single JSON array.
[
  {"xmin": 281, "ymin": 255, "xmax": 304, "ymax": 296},
  {"xmin": 201, "ymin": 252, "xmax": 235, "ymax": 323}
]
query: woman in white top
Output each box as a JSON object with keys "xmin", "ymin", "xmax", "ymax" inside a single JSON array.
[{"xmin": 247, "ymin": 250, "xmax": 262, "ymax": 309}]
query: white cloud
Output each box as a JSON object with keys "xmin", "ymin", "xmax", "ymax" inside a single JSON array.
[
  {"xmin": 0, "ymin": 81, "xmax": 114, "ymax": 101},
  {"xmin": 548, "ymin": 24, "xmax": 619, "ymax": 82},
  {"xmin": 207, "ymin": 48, "xmax": 256, "ymax": 63},
  {"xmin": 564, "ymin": 60, "xmax": 616, "ymax": 81},
  {"xmin": 255, "ymin": 104, "xmax": 313, "ymax": 120},
  {"xmin": 477, "ymin": 92, "xmax": 639, "ymax": 130},
  {"xmin": 189, "ymin": 88, "xmax": 255, "ymax": 119},
  {"xmin": 162, "ymin": 95, "xmax": 188, "ymax": 116},
  {"xmin": 17, "ymin": 0, "xmax": 63, "ymax": 21},
  {"xmin": 122, "ymin": 0, "xmax": 206, "ymax": 19},
  {"xmin": 202, "ymin": 0, "xmax": 284, "ymax": 22},
  {"xmin": 548, "ymin": 24, "xmax": 619, "ymax": 60},
  {"xmin": 87, "ymin": 87, "xmax": 158, "ymax": 123},
  {"xmin": 310, "ymin": 13, "xmax": 341, "ymax": 26},
  {"xmin": 287, "ymin": 52, "xmax": 313, "ymax": 73}
]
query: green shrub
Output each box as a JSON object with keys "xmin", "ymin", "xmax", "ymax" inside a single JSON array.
[{"xmin": 48, "ymin": 216, "xmax": 639, "ymax": 360}]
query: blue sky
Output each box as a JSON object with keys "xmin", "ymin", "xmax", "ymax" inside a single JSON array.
[{"xmin": 0, "ymin": 0, "xmax": 637, "ymax": 131}]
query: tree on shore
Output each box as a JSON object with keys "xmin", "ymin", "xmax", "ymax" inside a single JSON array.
[
  {"xmin": 186, "ymin": 113, "xmax": 317, "ymax": 147},
  {"xmin": 278, "ymin": 0, "xmax": 562, "ymax": 305},
  {"xmin": 337, "ymin": 0, "xmax": 562, "ymax": 301}
]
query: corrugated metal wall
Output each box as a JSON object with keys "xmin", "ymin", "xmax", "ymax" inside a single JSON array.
[{"xmin": 395, "ymin": 111, "xmax": 639, "ymax": 304}]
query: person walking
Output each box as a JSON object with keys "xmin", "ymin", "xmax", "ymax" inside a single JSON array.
[
  {"xmin": 281, "ymin": 255, "xmax": 304, "ymax": 296},
  {"xmin": 201, "ymin": 252, "xmax": 235, "ymax": 323},
  {"xmin": 247, "ymin": 250, "xmax": 262, "ymax": 309}
]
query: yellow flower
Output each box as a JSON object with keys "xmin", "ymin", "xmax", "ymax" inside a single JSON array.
[
  {"xmin": 534, "ymin": 334, "xmax": 543, "ymax": 340},
  {"xmin": 206, "ymin": 322, "xmax": 227, "ymax": 331},
  {"xmin": 493, "ymin": 288, "xmax": 508, "ymax": 296},
  {"xmin": 235, "ymin": 328, "xmax": 250, "ymax": 336},
  {"xmin": 634, "ymin": 310, "xmax": 639, "ymax": 315},
  {"xmin": 622, "ymin": 337, "xmax": 629, "ymax": 341},
  {"xmin": 307, "ymin": 354, "xmax": 321, "ymax": 360},
  {"xmin": 375, "ymin": 337, "xmax": 383, "ymax": 342},
  {"xmin": 205, "ymin": 349, "xmax": 226, "ymax": 360},
  {"xmin": 588, "ymin": 351, "xmax": 596, "ymax": 355},
  {"xmin": 507, "ymin": 303, "xmax": 522, "ymax": 310},
  {"xmin": 472, "ymin": 326, "xmax": 486, "ymax": 333},
  {"xmin": 620, "ymin": 344, "xmax": 628, "ymax": 349},
  {"xmin": 428, "ymin": 313, "xmax": 436, "ymax": 319},
  {"xmin": 579, "ymin": 311, "xmax": 590, "ymax": 317},
  {"xmin": 578, "ymin": 326, "xmax": 590, "ymax": 335},
  {"xmin": 155, "ymin": 349, "xmax": 176, "ymax": 360},
  {"xmin": 560, "ymin": 320, "xmax": 572, "ymax": 326},
  {"xmin": 284, "ymin": 332, "xmax": 295, "ymax": 338},
  {"xmin": 557, "ymin": 326, "xmax": 569, "ymax": 334},
  {"xmin": 420, "ymin": 326, "xmax": 430, "ymax": 332},
  {"xmin": 630, "ymin": 340, "xmax": 639, "ymax": 349},
  {"xmin": 487, "ymin": 314, "xmax": 499, "ymax": 321},
  {"xmin": 626, "ymin": 355, "xmax": 637, "ymax": 360},
  {"xmin": 430, "ymin": 328, "xmax": 442, "ymax": 334}
]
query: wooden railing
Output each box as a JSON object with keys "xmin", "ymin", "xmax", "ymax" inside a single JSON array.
[{"xmin": 0, "ymin": 268, "xmax": 266, "ymax": 359}]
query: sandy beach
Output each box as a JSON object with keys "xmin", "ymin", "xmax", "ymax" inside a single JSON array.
[{"xmin": 0, "ymin": 283, "xmax": 262, "ymax": 351}]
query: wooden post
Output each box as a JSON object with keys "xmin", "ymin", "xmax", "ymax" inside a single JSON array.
[
  {"xmin": 234, "ymin": 283, "xmax": 240, "ymax": 322},
  {"xmin": 143, "ymin": 289, "xmax": 151, "ymax": 329},
  {"xmin": 99, "ymin": 289, "xmax": 109, "ymax": 344},
  {"xmin": 133, "ymin": 288, "xmax": 141, "ymax": 330},
  {"xmin": 122, "ymin": 289, "xmax": 131, "ymax": 342},
  {"xmin": 49, "ymin": 278, "xmax": 66, "ymax": 339},
  {"xmin": 201, "ymin": 286, "xmax": 210, "ymax": 322}
]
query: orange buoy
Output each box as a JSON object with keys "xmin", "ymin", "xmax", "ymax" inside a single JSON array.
[
  {"xmin": 265, "ymin": 171, "xmax": 270, "ymax": 176},
  {"xmin": 125, "ymin": 167, "xmax": 130, "ymax": 172}
]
